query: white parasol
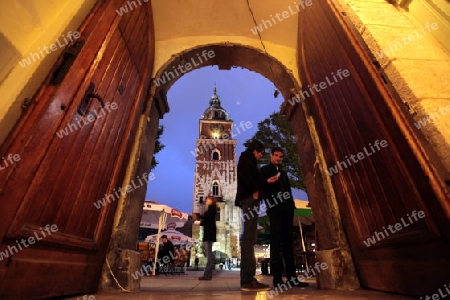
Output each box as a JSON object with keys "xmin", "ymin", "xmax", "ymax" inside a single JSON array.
[
  {"xmin": 145, "ymin": 229, "xmax": 197, "ymax": 246},
  {"xmin": 140, "ymin": 200, "xmax": 189, "ymax": 275}
]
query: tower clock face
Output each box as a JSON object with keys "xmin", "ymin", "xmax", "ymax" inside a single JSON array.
[{"xmin": 210, "ymin": 124, "xmax": 224, "ymax": 133}]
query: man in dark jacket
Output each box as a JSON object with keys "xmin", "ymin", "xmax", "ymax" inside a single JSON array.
[
  {"xmin": 235, "ymin": 139, "xmax": 270, "ymax": 291},
  {"xmin": 260, "ymin": 146, "xmax": 308, "ymax": 288},
  {"xmin": 198, "ymin": 196, "xmax": 217, "ymax": 280},
  {"xmin": 159, "ymin": 235, "xmax": 175, "ymax": 261}
]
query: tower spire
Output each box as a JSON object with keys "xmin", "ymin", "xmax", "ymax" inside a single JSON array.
[
  {"xmin": 200, "ymin": 84, "xmax": 232, "ymax": 121},
  {"xmin": 209, "ymin": 84, "xmax": 221, "ymax": 106}
]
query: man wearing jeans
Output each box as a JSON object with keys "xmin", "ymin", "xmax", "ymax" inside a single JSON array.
[
  {"xmin": 260, "ymin": 147, "xmax": 309, "ymax": 288},
  {"xmin": 235, "ymin": 139, "xmax": 270, "ymax": 291},
  {"xmin": 198, "ymin": 196, "xmax": 217, "ymax": 281}
]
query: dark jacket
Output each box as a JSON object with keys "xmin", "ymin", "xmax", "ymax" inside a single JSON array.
[
  {"xmin": 162, "ymin": 240, "xmax": 174, "ymax": 254},
  {"xmin": 159, "ymin": 240, "xmax": 175, "ymax": 261},
  {"xmin": 200, "ymin": 204, "xmax": 217, "ymax": 242},
  {"xmin": 260, "ymin": 163, "xmax": 294, "ymax": 210},
  {"xmin": 235, "ymin": 148, "xmax": 260, "ymax": 207}
]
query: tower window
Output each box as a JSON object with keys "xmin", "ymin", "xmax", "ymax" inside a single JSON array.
[
  {"xmin": 212, "ymin": 149, "xmax": 220, "ymax": 160},
  {"xmin": 212, "ymin": 181, "xmax": 219, "ymax": 196},
  {"xmin": 199, "ymin": 196, "xmax": 204, "ymax": 204}
]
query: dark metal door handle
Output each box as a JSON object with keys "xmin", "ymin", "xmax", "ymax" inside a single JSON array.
[{"xmin": 77, "ymin": 82, "xmax": 105, "ymax": 116}]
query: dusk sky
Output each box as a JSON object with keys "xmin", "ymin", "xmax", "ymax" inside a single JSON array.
[{"xmin": 145, "ymin": 66, "xmax": 308, "ymax": 213}]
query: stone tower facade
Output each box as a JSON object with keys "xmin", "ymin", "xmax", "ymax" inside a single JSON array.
[{"xmin": 192, "ymin": 87, "xmax": 241, "ymax": 262}]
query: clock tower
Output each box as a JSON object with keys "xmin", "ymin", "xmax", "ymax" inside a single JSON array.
[{"xmin": 191, "ymin": 87, "xmax": 241, "ymax": 263}]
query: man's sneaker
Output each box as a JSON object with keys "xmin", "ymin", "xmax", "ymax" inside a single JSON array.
[
  {"xmin": 241, "ymin": 278, "xmax": 271, "ymax": 291},
  {"xmin": 198, "ymin": 276, "xmax": 212, "ymax": 280}
]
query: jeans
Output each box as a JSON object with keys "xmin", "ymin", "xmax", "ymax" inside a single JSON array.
[
  {"xmin": 203, "ymin": 241, "xmax": 214, "ymax": 278},
  {"xmin": 239, "ymin": 196, "xmax": 260, "ymax": 285},
  {"xmin": 268, "ymin": 203, "xmax": 295, "ymax": 283}
]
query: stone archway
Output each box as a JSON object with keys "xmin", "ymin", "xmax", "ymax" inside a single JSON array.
[
  {"xmin": 100, "ymin": 1, "xmax": 449, "ymax": 297},
  {"xmin": 150, "ymin": 43, "xmax": 300, "ymax": 101},
  {"xmin": 0, "ymin": 0, "xmax": 447, "ymax": 297},
  {"xmin": 104, "ymin": 2, "xmax": 450, "ymax": 294},
  {"xmin": 102, "ymin": 42, "xmax": 360, "ymax": 292}
]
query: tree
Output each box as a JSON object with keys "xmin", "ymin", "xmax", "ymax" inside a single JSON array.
[
  {"xmin": 244, "ymin": 112, "xmax": 305, "ymax": 190},
  {"xmin": 151, "ymin": 125, "xmax": 165, "ymax": 170}
]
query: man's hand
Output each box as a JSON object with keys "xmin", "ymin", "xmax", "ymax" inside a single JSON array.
[
  {"xmin": 252, "ymin": 191, "xmax": 259, "ymax": 200},
  {"xmin": 267, "ymin": 173, "xmax": 280, "ymax": 183}
]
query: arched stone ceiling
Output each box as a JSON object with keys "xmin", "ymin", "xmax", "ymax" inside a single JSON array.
[{"xmin": 151, "ymin": 0, "xmax": 304, "ymax": 88}]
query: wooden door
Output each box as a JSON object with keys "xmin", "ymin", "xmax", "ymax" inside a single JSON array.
[
  {"xmin": 0, "ymin": 0, "xmax": 154, "ymax": 298},
  {"xmin": 297, "ymin": 0, "xmax": 449, "ymax": 296}
]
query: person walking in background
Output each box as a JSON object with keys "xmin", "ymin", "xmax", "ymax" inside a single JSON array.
[
  {"xmin": 198, "ymin": 195, "xmax": 217, "ymax": 280},
  {"xmin": 260, "ymin": 146, "xmax": 309, "ymax": 288},
  {"xmin": 194, "ymin": 256, "xmax": 199, "ymax": 271},
  {"xmin": 235, "ymin": 139, "xmax": 270, "ymax": 291}
]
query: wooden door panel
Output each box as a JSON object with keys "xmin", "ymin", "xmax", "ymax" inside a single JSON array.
[
  {"xmin": 6, "ymin": 33, "xmax": 133, "ymax": 251},
  {"xmin": 301, "ymin": 8, "xmax": 416, "ymax": 223},
  {"xmin": 67, "ymin": 35, "xmax": 133, "ymax": 237},
  {"xmin": 50, "ymin": 32, "xmax": 133, "ymax": 237},
  {"xmin": 2, "ymin": 6, "xmax": 121, "ymax": 251},
  {"xmin": 298, "ymin": 0, "xmax": 449, "ymax": 295},
  {"xmin": 300, "ymin": 0, "xmax": 446, "ymax": 237},
  {"xmin": 118, "ymin": 2, "xmax": 149, "ymax": 76},
  {"xmin": 0, "ymin": 0, "xmax": 154, "ymax": 298},
  {"xmin": 0, "ymin": 0, "xmax": 120, "ymax": 235}
]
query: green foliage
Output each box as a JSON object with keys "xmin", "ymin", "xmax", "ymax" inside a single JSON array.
[
  {"xmin": 151, "ymin": 125, "xmax": 165, "ymax": 170},
  {"xmin": 245, "ymin": 112, "xmax": 305, "ymax": 190}
]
